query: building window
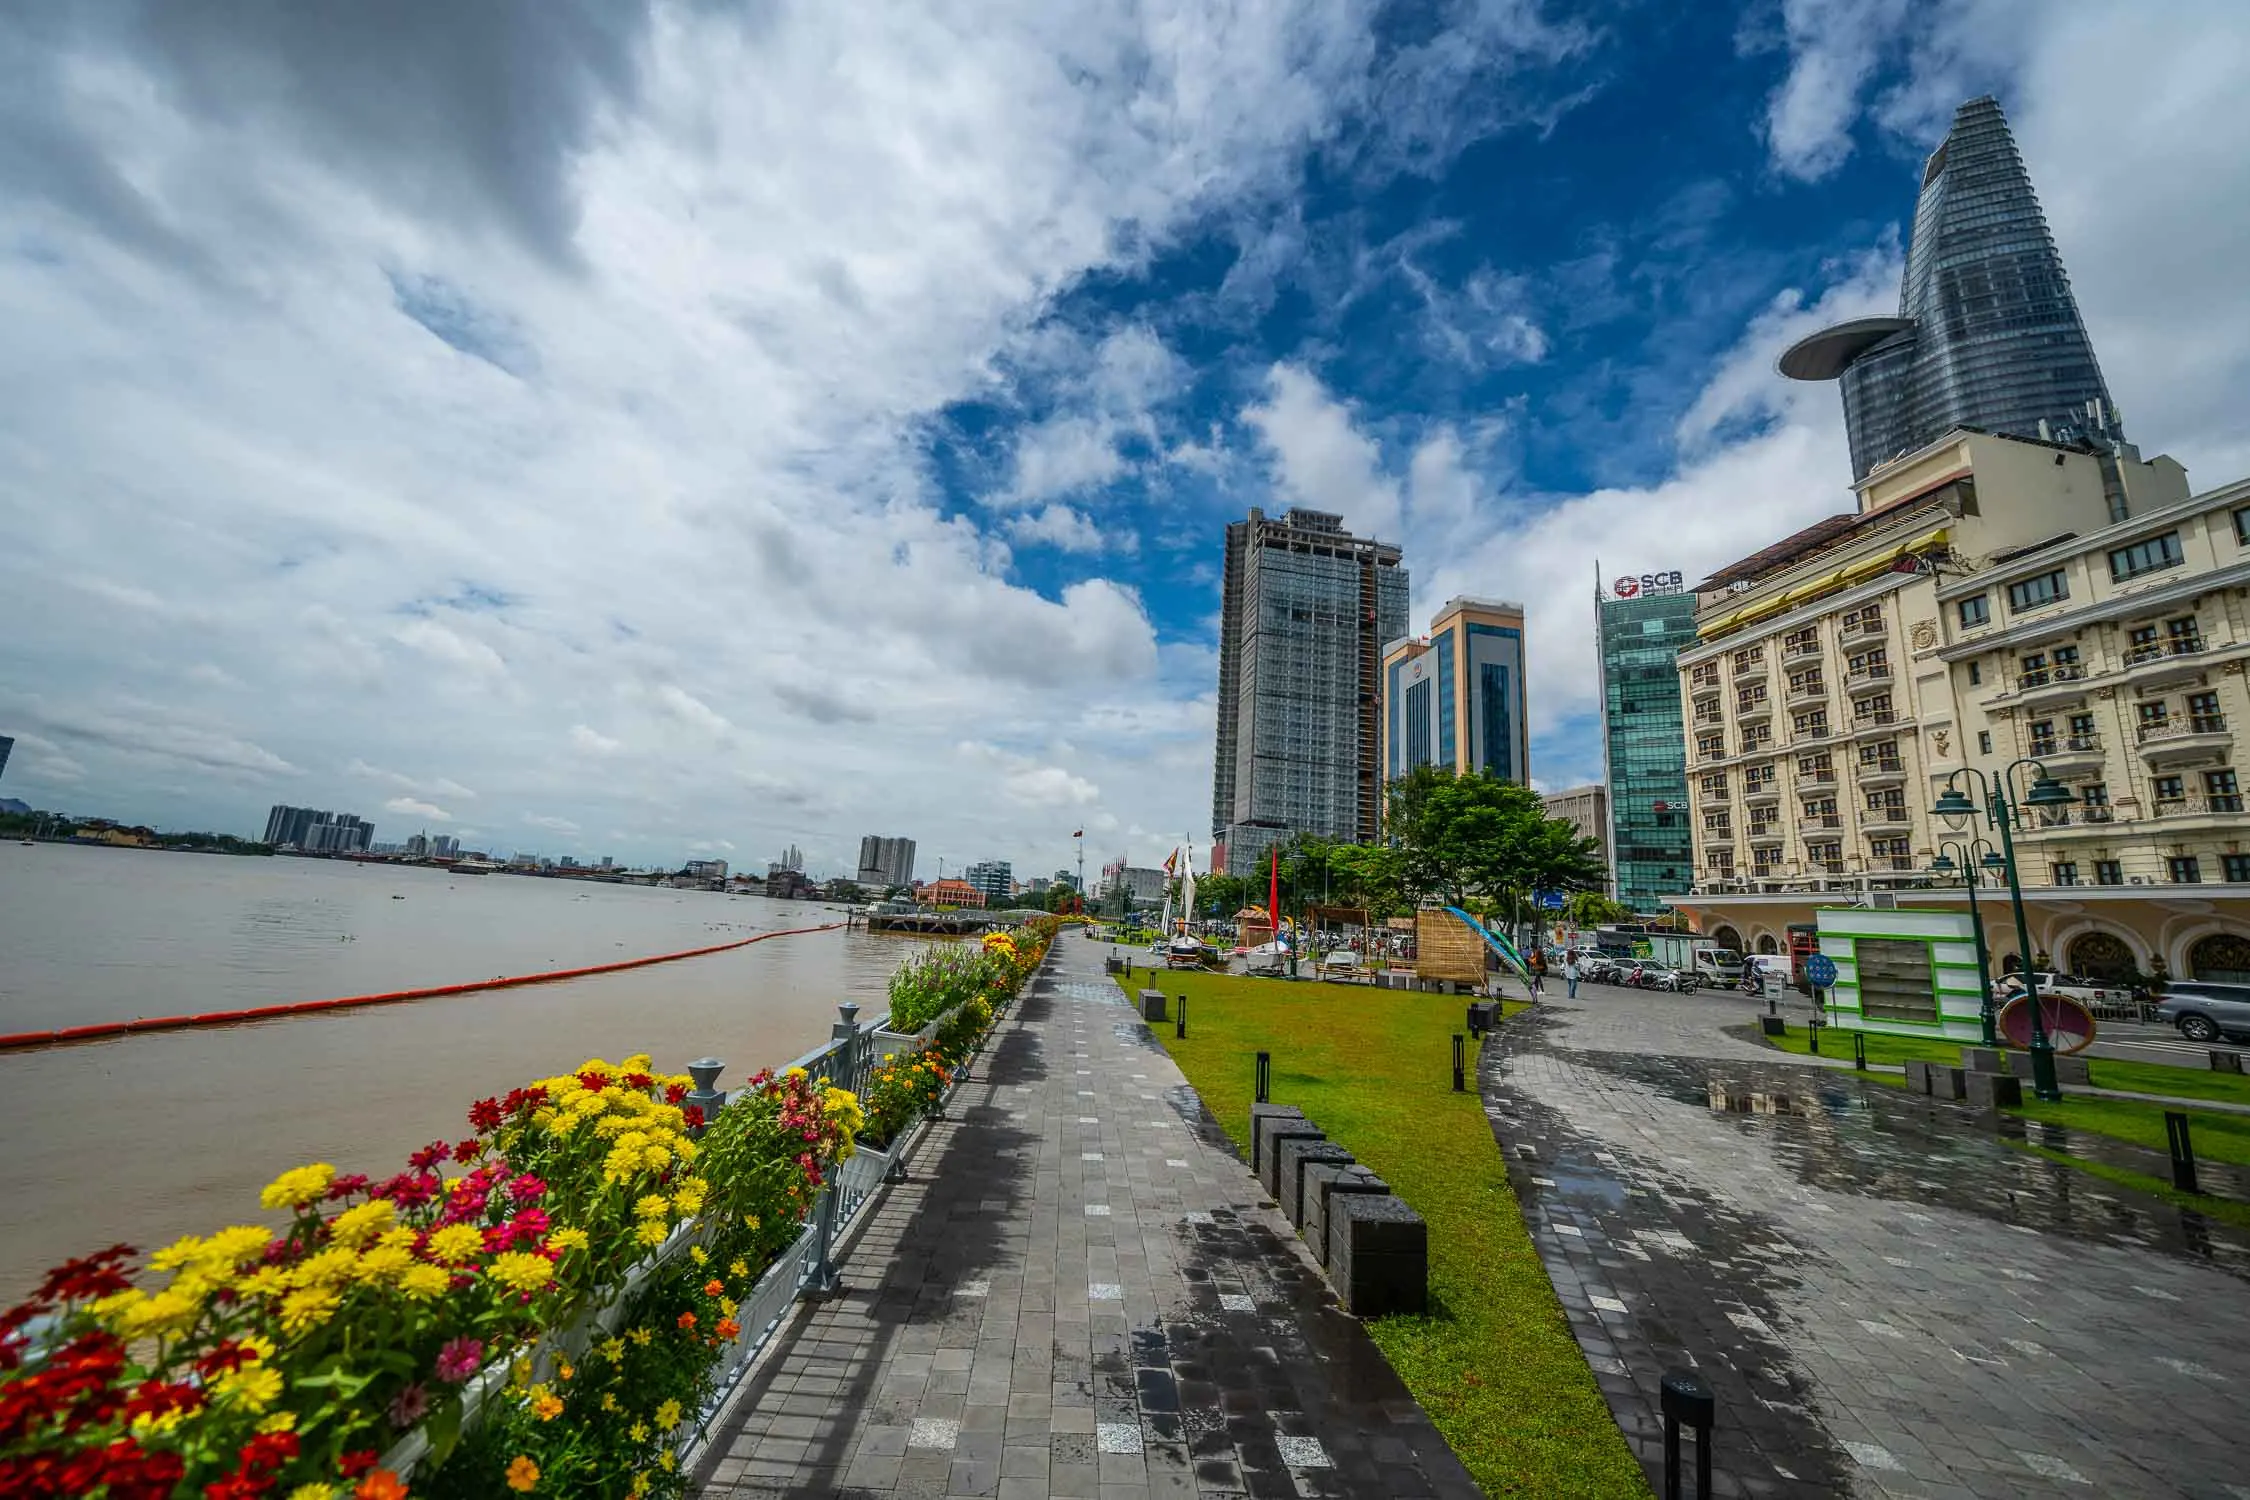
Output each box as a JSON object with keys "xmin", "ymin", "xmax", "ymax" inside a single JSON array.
[
  {"xmin": 2170, "ymin": 856, "xmax": 2203, "ymax": 884},
  {"xmin": 1793, "ymin": 710, "xmax": 1829, "ymax": 737},
  {"xmin": 2154, "ymin": 774, "xmax": 2186, "ymax": 809},
  {"xmin": 2007, "ymin": 569, "xmax": 2069, "ymax": 612},
  {"xmin": 2190, "ymin": 691, "xmax": 2225, "ymax": 733},
  {"xmin": 1479, "ymin": 662, "xmax": 1514, "ymax": 780},
  {"xmin": 2206, "ymin": 768, "xmax": 2241, "ymax": 813},
  {"xmin": 2053, "ymin": 861, "xmax": 2079, "ymax": 886},
  {"xmin": 1977, "ymin": 730, "xmax": 1992, "ymax": 754},
  {"xmin": 1958, "ymin": 595, "xmax": 1990, "ymax": 628},
  {"xmin": 2225, "ymin": 854, "xmax": 2250, "ymax": 884},
  {"xmin": 2068, "ymin": 712, "xmax": 2097, "ymax": 744},
  {"xmin": 2094, "ymin": 859, "xmax": 2123, "ymax": 886},
  {"xmin": 2138, "ymin": 700, "xmax": 2170, "ymax": 731},
  {"xmin": 2237, "ymin": 506, "xmax": 2250, "ymax": 547},
  {"xmin": 2027, "ymin": 719, "xmax": 2055, "ymax": 754},
  {"xmin": 1697, "ymin": 733, "xmax": 1724, "ymax": 759},
  {"xmin": 1967, "ymin": 660, "xmax": 1981, "ymax": 686},
  {"xmin": 2109, "ymin": 531, "xmax": 2183, "ymax": 581}
]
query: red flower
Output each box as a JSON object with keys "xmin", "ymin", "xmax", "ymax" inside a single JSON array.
[
  {"xmin": 32, "ymin": 1245, "xmax": 137, "ymax": 1306},
  {"xmin": 577, "ymin": 1069, "xmax": 609, "ymax": 1092},
  {"xmin": 197, "ymin": 1341, "xmax": 257, "ymax": 1378},
  {"xmin": 450, "ymin": 1138, "xmax": 481, "ymax": 1165},
  {"xmin": 467, "ymin": 1097, "xmax": 504, "ymax": 1132},
  {"xmin": 683, "ymin": 1105, "xmax": 705, "ymax": 1130},
  {"xmin": 409, "ymin": 1141, "xmax": 449, "ymax": 1173},
  {"xmin": 324, "ymin": 1173, "xmax": 371, "ymax": 1201},
  {"xmin": 339, "ymin": 1450, "xmax": 381, "ymax": 1479},
  {"xmin": 623, "ymin": 1071, "xmax": 653, "ymax": 1090},
  {"xmin": 664, "ymin": 1083, "xmax": 688, "ymax": 1104}
]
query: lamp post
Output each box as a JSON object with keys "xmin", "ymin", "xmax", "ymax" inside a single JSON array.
[
  {"xmin": 1933, "ymin": 761, "xmax": 2078, "ymax": 1102},
  {"xmin": 1929, "ymin": 839, "xmax": 2006, "ymax": 1048}
]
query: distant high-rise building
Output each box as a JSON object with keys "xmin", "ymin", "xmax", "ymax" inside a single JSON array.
[
  {"xmin": 1052, "ymin": 868, "xmax": 1079, "ymax": 892},
  {"xmin": 430, "ymin": 835, "xmax": 460, "ymax": 859},
  {"xmin": 1782, "ymin": 96, "xmax": 2123, "ymax": 485},
  {"xmin": 964, "ymin": 860, "xmax": 1012, "ymax": 906},
  {"xmin": 1380, "ymin": 597, "xmax": 1529, "ymax": 789},
  {"xmin": 856, "ymin": 835, "xmax": 917, "ymax": 889},
  {"xmin": 775, "ymin": 844, "xmax": 804, "ymax": 872},
  {"xmin": 683, "ymin": 858, "xmax": 728, "ymax": 882},
  {"xmin": 1212, "ymin": 507, "xmax": 1409, "ymax": 876},
  {"xmin": 405, "ymin": 832, "xmax": 429, "ymax": 857},
  {"xmin": 1597, "ymin": 575, "xmax": 1697, "ymax": 911},
  {"xmin": 262, "ymin": 804, "xmax": 373, "ymax": 853},
  {"xmin": 1544, "ymin": 784, "xmax": 1610, "ymax": 874},
  {"xmin": 599, "ymin": 856, "xmax": 614, "ymax": 870}
]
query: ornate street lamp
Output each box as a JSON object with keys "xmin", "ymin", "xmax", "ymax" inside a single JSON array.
[
  {"xmin": 1930, "ymin": 841, "xmax": 2006, "ymax": 1047},
  {"xmin": 1935, "ymin": 762, "xmax": 2077, "ymax": 1101}
]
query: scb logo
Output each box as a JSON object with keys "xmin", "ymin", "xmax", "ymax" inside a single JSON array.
[{"xmin": 1613, "ymin": 570, "xmax": 1683, "ymax": 597}]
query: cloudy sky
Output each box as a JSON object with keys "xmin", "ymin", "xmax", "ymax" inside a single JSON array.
[{"xmin": 3, "ymin": 1, "xmax": 2245, "ymax": 878}]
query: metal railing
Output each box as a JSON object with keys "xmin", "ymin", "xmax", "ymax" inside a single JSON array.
[
  {"xmin": 1803, "ymin": 813, "xmax": 1842, "ymax": 829},
  {"xmin": 1853, "ymin": 710, "xmax": 1900, "ymax": 728},
  {"xmin": 2027, "ymin": 732, "xmax": 2101, "ymax": 757},
  {"xmin": 1865, "ymin": 806, "xmax": 1910, "ymax": 825},
  {"xmin": 1782, "ymin": 637, "xmax": 1821, "ymax": 661},
  {"xmin": 1795, "ymin": 768, "xmax": 1838, "ymax": 785},
  {"xmin": 1733, "ymin": 654, "xmax": 1765, "ymax": 677},
  {"xmin": 1856, "ymin": 758, "xmax": 1905, "ymax": 778},
  {"xmin": 2139, "ymin": 714, "xmax": 2229, "ymax": 742},
  {"xmin": 2155, "ymin": 794, "xmax": 2246, "ymax": 817},
  {"xmin": 1842, "ymin": 616, "xmax": 1886, "ymax": 638},
  {"xmin": 2126, "ymin": 638, "xmax": 2205, "ymax": 666}
]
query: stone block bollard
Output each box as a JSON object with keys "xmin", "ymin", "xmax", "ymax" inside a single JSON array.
[
  {"xmin": 1303, "ymin": 1163, "xmax": 1388, "ymax": 1266},
  {"xmin": 1963, "ymin": 1071, "xmax": 2022, "ymax": 1109},
  {"xmin": 1326, "ymin": 1193, "xmax": 1428, "ymax": 1318},
  {"xmin": 1248, "ymin": 1103, "xmax": 1307, "ymax": 1173},
  {"xmin": 1929, "ymin": 1065, "xmax": 1967, "ymax": 1101},
  {"xmin": 1277, "ymin": 1140, "xmax": 1354, "ymax": 1227},
  {"xmin": 1258, "ymin": 1119, "xmax": 1325, "ymax": 1200},
  {"xmin": 1902, "ymin": 1060, "xmax": 1932, "ymax": 1095},
  {"xmin": 1139, "ymin": 988, "xmax": 1168, "ymax": 1023}
]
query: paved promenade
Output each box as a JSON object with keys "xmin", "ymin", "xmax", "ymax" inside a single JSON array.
[
  {"xmin": 1485, "ymin": 982, "xmax": 2250, "ymax": 1500},
  {"xmin": 694, "ymin": 936, "xmax": 1480, "ymax": 1500}
]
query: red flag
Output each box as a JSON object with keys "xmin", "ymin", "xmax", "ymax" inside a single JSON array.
[
  {"xmin": 1268, "ymin": 848, "xmax": 1280, "ymax": 931},
  {"xmin": 1071, "ymin": 829, "xmax": 1082, "ymax": 837}
]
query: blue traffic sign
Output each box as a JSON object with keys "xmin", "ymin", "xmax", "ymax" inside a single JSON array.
[
  {"xmin": 1537, "ymin": 890, "xmax": 1566, "ymax": 910},
  {"xmin": 1805, "ymin": 953, "xmax": 1838, "ymax": 989}
]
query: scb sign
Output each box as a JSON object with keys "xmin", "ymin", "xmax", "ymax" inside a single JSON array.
[{"xmin": 1612, "ymin": 570, "xmax": 1684, "ymax": 598}]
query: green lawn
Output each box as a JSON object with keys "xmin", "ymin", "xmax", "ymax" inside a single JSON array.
[
  {"xmin": 2001, "ymin": 1139, "xmax": 2250, "ymax": 1232},
  {"xmin": 1125, "ymin": 971, "xmax": 1649, "ymax": 1498},
  {"xmin": 1755, "ymin": 1025, "xmax": 2250, "ymax": 1170}
]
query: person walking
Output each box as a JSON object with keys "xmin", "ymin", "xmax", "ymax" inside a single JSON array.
[
  {"xmin": 1527, "ymin": 947, "xmax": 1546, "ymax": 999},
  {"xmin": 1563, "ymin": 953, "xmax": 1580, "ymax": 999}
]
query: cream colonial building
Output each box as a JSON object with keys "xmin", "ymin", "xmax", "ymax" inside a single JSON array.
[{"xmin": 1669, "ymin": 427, "xmax": 2250, "ymax": 984}]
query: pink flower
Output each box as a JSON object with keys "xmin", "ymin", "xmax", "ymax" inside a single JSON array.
[
  {"xmin": 433, "ymin": 1337, "xmax": 484, "ymax": 1384},
  {"xmin": 507, "ymin": 1175, "xmax": 548, "ymax": 1204},
  {"xmin": 388, "ymin": 1381, "xmax": 430, "ymax": 1429}
]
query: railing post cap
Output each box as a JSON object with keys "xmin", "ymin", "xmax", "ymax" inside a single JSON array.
[
  {"xmin": 838, "ymin": 1001, "xmax": 861, "ymax": 1022},
  {"xmin": 686, "ymin": 1058, "xmax": 726, "ymax": 1090}
]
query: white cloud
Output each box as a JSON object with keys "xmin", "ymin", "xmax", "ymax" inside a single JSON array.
[
  {"xmin": 1753, "ymin": 0, "xmax": 1912, "ymax": 181},
  {"xmin": 1243, "ymin": 364, "xmax": 1403, "ymax": 540},
  {"xmin": 349, "ymin": 759, "xmax": 478, "ymax": 801},
  {"xmin": 523, "ymin": 814, "xmax": 581, "ymax": 835},
  {"xmin": 1006, "ymin": 504, "xmax": 1114, "ymax": 554},
  {"xmin": 384, "ymin": 796, "xmax": 453, "ymax": 822},
  {"xmin": 392, "ymin": 619, "xmax": 507, "ymax": 678},
  {"xmin": 568, "ymin": 725, "xmax": 621, "ymax": 756}
]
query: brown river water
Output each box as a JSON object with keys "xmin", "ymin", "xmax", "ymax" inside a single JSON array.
[{"xmin": 0, "ymin": 842, "xmax": 911, "ymax": 1301}]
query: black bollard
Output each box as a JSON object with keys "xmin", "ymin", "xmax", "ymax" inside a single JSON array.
[
  {"xmin": 1659, "ymin": 1368, "xmax": 1715, "ymax": 1499},
  {"xmin": 1452, "ymin": 1033, "xmax": 1466, "ymax": 1092},
  {"xmin": 1176, "ymin": 994, "xmax": 1187, "ymax": 1040},
  {"xmin": 1255, "ymin": 1050, "xmax": 1271, "ymax": 1105},
  {"xmin": 2167, "ymin": 1111, "xmax": 2201, "ymax": 1194},
  {"xmin": 1853, "ymin": 1031, "xmax": 1867, "ymax": 1071}
]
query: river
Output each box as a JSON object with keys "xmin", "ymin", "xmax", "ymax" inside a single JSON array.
[{"xmin": 0, "ymin": 843, "xmax": 910, "ymax": 1301}]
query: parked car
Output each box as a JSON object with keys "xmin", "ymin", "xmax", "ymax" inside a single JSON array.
[
  {"xmin": 1996, "ymin": 970, "xmax": 2148, "ymax": 1021},
  {"xmin": 2155, "ymin": 981, "xmax": 2250, "ymax": 1044}
]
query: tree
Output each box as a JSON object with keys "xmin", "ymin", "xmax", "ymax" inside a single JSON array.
[
  {"xmin": 1563, "ymin": 890, "xmax": 1634, "ymax": 929},
  {"xmin": 1382, "ymin": 767, "xmax": 1607, "ymax": 914}
]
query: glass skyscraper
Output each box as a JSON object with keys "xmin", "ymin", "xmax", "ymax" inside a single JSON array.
[
  {"xmin": 1598, "ymin": 586, "xmax": 1695, "ymax": 912},
  {"xmin": 1381, "ymin": 598, "xmax": 1529, "ymax": 788},
  {"xmin": 1780, "ymin": 96, "xmax": 2119, "ymax": 482}
]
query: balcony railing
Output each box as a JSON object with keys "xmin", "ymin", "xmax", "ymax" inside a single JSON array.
[
  {"xmin": 2156, "ymin": 794, "xmax": 2246, "ymax": 817},
  {"xmin": 1796, "ymin": 768, "xmax": 1838, "ymax": 785},
  {"xmin": 1881, "ymin": 856, "xmax": 1916, "ymax": 872},
  {"xmin": 1742, "ymin": 779, "xmax": 1782, "ymax": 802},
  {"xmin": 1857, "ymin": 758, "xmax": 1905, "ymax": 778},
  {"xmin": 2126, "ymin": 638, "xmax": 2205, "ymax": 667},
  {"xmin": 1844, "ymin": 664, "xmax": 1894, "ymax": 690},
  {"xmin": 1736, "ymin": 695, "xmax": 1773, "ymax": 719},
  {"xmin": 1782, "ymin": 638, "xmax": 1821, "ymax": 661},
  {"xmin": 1807, "ymin": 858, "xmax": 1845, "ymax": 874},
  {"xmin": 1733, "ymin": 654, "xmax": 1766, "ymax": 677},
  {"xmin": 1697, "ymin": 782, "xmax": 1728, "ymax": 802},
  {"xmin": 1842, "ymin": 616, "xmax": 1886, "ymax": 638},
  {"xmin": 1690, "ymin": 676, "xmax": 1722, "ymax": 698},
  {"xmin": 1693, "ymin": 708, "xmax": 1725, "ymax": 727},
  {"xmin": 1865, "ymin": 806, "xmax": 1910, "ymax": 825},
  {"xmin": 2027, "ymin": 733, "xmax": 2102, "ymax": 758},
  {"xmin": 1792, "ymin": 725, "xmax": 1833, "ymax": 743},
  {"xmin": 1785, "ymin": 677, "xmax": 1827, "ymax": 705},
  {"xmin": 2138, "ymin": 715, "xmax": 2229, "ymax": 744},
  {"xmin": 1803, "ymin": 813, "xmax": 1842, "ymax": 830},
  {"xmin": 1748, "ymin": 827, "xmax": 1783, "ymax": 844},
  {"xmin": 1854, "ymin": 710, "xmax": 1901, "ymax": 729}
]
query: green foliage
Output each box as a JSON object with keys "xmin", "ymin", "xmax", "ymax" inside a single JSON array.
[
  {"xmin": 884, "ymin": 944, "xmax": 1003, "ymax": 1033},
  {"xmin": 1383, "ymin": 766, "xmax": 1606, "ymax": 909},
  {"xmin": 1131, "ymin": 969, "xmax": 1648, "ymax": 1497},
  {"xmin": 860, "ymin": 1047, "xmax": 953, "ymax": 1147},
  {"xmin": 1562, "ymin": 891, "xmax": 1634, "ymax": 928}
]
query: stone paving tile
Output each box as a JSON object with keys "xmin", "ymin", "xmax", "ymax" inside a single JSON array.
[
  {"xmin": 1484, "ymin": 981, "xmax": 2250, "ymax": 1499},
  {"xmin": 694, "ymin": 936, "xmax": 1477, "ymax": 1499}
]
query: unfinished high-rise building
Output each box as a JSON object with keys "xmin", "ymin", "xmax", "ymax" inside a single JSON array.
[{"xmin": 1211, "ymin": 507, "xmax": 1409, "ymax": 877}]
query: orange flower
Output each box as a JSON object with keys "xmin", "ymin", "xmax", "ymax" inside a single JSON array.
[
  {"xmin": 355, "ymin": 1473, "xmax": 409, "ymax": 1500},
  {"xmin": 677, "ymin": 1310, "xmax": 697, "ymax": 1330},
  {"xmin": 506, "ymin": 1454, "xmax": 540, "ymax": 1492},
  {"xmin": 716, "ymin": 1317, "xmax": 742, "ymax": 1339},
  {"xmin": 704, "ymin": 1279, "xmax": 725, "ymax": 1298}
]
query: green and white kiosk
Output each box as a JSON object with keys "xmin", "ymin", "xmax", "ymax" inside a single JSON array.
[{"xmin": 1813, "ymin": 906, "xmax": 1986, "ymax": 1041}]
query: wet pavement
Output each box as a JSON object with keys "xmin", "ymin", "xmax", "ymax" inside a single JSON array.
[
  {"xmin": 695, "ymin": 936, "xmax": 1479, "ymax": 1499},
  {"xmin": 1486, "ymin": 982, "xmax": 2250, "ymax": 1499}
]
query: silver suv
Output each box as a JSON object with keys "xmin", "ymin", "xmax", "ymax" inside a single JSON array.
[{"xmin": 2155, "ymin": 981, "xmax": 2250, "ymax": 1044}]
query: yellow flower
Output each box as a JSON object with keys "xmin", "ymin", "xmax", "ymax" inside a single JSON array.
[
  {"xmin": 654, "ymin": 1398, "xmax": 683, "ymax": 1430},
  {"xmin": 510, "ymin": 1358, "xmax": 532, "ymax": 1389},
  {"xmin": 729, "ymin": 1258, "xmax": 749, "ymax": 1278},
  {"xmin": 634, "ymin": 1194, "xmax": 671, "ymax": 1221},
  {"xmin": 237, "ymin": 1266, "xmax": 289, "ymax": 1301},
  {"xmin": 641, "ymin": 1144, "xmax": 672, "ymax": 1173},
  {"xmin": 278, "ymin": 1286, "xmax": 340, "ymax": 1335},
  {"xmin": 549, "ymin": 1112, "xmax": 580, "ymax": 1137},
  {"xmin": 377, "ymin": 1226, "xmax": 420, "ymax": 1253},
  {"xmin": 287, "ymin": 1486, "xmax": 341, "ymax": 1500},
  {"xmin": 659, "ymin": 1450, "xmax": 677, "ymax": 1472},
  {"xmin": 425, "ymin": 1224, "xmax": 485, "ymax": 1264},
  {"xmin": 259, "ymin": 1163, "xmax": 336, "ymax": 1210},
  {"xmin": 488, "ymin": 1252, "xmax": 555, "ymax": 1295},
  {"xmin": 95, "ymin": 1288, "xmax": 202, "ymax": 1341},
  {"xmin": 506, "ymin": 1455, "xmax": 540, "ymax": 1492},
  {"xmin": 742, "ymin": 1214, "xmax": 761, "ymax": 1233},
  {"xmin": 213, "ymin": 1363, "xmax": 284, "ymax": 1413},
  {"xmin": 630, "ymin": 1476, "xmax": 650, "ymax": 1498},
  {"xmin": 601, "ymin": 1392, "xmax": 620, "ymax": 1412},
  {"xmin": 353, "ymin": 1245, "xmax": 413, "ymax": 1286},
  {"xmin": 672, "ymin": 1179, "xmax": 709, "ymax": 1215},
  {"xmin": 530, "ymin": 1388, "xmax": 564, "ymax": 1422},
  {"xmin": 130, "ymin": 1405, "xmax": 189, "ymax": 1438},
  {"xmin": 629, "ymin": 1420, "xmax": 649, "ymax": 1443},
  {"xmin": 599, "ymin": 1337, "xmax": 626, "ymax": 1364},
  {"xmin": 556, "ymin": 1359, "xmax": 574, "ymax": 1382},
  {"xmin": 328, "ymin": 1199, "xmax": 398, "ymax": 1249},
  {"xmin": 547, "ymin": 1227, "xmax": 589, "ymax": 1254},
  {"xmin": 688, "ymin": 1245, "xmax": 708, "ymax": 1267},
  {"xmin": 257, "ymin": 1409, "xmax": 298, "ymax": 1435},
  {"xmin": 719, "ymin": 1297, "xmax": 737, "ymax": 1317},
  {"xmin": 399, "ymin": 1264, "xmax": 452, "ymax": 1301},
  {"xmin": 635, "ymin": 1220, "xmax": 669, "ymax": 1248},
  {"xmin": 292, "ymin": 1246, "xmax": 360, "ymax": 1292},
  {"xmin": 629, "ymin": 1326, "xmax": 654, "ymax": 1347}
]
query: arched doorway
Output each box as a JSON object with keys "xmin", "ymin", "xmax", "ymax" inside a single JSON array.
[
  {"xmin": 1712, "ymin": 925, "xmax": 1743, "ymax": 952},
  {"xmin": 2068, "ymin": 931, "xmax": 2136, "ymax": 983},
  {"xmin": 1756, "ymin": 933, "xmax": 1779, "ymax": 955},
  {"xmin": 2189, "ymin": 933, "xmax": 2250, "ymax": 984}
]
